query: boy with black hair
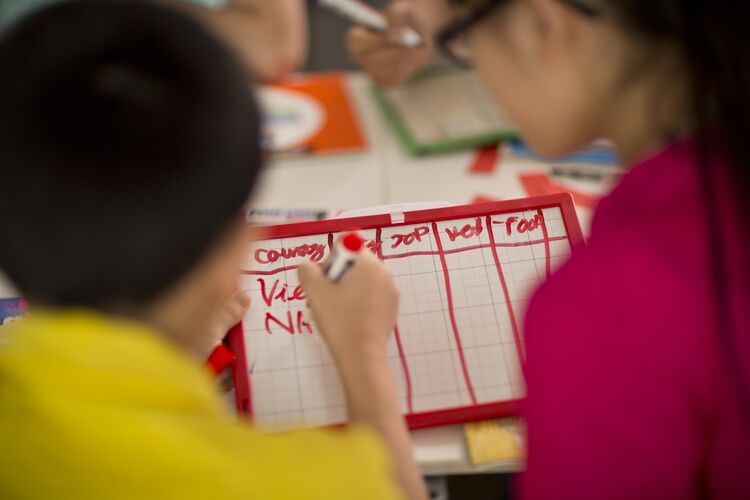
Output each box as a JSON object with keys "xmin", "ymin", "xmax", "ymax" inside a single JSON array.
[{"xmin": 0, "ymin": 2, "xmax": 426, "ymax": 499}]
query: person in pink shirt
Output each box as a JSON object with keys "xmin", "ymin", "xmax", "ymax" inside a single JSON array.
[{"xmin": 351, "ymin": 0, "xmax": 750, "ymax": 497}]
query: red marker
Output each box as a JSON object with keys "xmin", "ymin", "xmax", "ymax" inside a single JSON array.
[
  {"xmin": 302, "ymin": 232, "xmax": 364, "ymax": 323},
  {"xmin": 206, "ymin": 343, "xmax": 236, "ymax": 375},
  {"xmin": 323, "ymin": 232, "xmax": 365, "ymax": 282}
]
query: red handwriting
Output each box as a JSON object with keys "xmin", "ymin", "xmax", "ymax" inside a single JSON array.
[
  {"xmin": 445, "ymin": 218, "xmax": 483, "ymax": 242},
  {"xmin": 264, "ymin": 310, "xmax": 313, "ymax": 335},
  {"xmin": 391, "ymin": 226, "xmax": 430, "ymax": 249},
  {"xmin": 258, "ymin": 278, "xmax": 305, "ymax": 308},
  {"xmin": 254, "ymin": 243, "xmax": 325, "ymax": 264},
  {"xmin": 366, "ymin": 239, "xmax": 383, "ymax": 255},
  {"xmin": 495, "ymin": 213, "xmax": 545, "ymax": 236}
]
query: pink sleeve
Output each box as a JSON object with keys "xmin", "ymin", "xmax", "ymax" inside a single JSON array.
[{"xmin": 520, "ymin": 242, "xmax": 702, "ymax": 500}]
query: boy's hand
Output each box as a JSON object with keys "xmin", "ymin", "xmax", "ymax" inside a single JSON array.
[
  {"xmin": 347, "ymin": 1, "xmax": 433, "ymax": 87},
  {"xmin": 299, "ymin": 252, "xmax": 428, "ymax": 500},
  {"xmin": 201, "ymin": 290, "xmax": 251, "ymax": 358},
  {"xmin": 297, "ymin": 251, "xmax": 399, "ymax": 362}
]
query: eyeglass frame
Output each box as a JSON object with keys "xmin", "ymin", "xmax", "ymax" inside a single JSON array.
[{"xmin": 436, "ymin": 0, "xmax": 601, "ymax": 67}]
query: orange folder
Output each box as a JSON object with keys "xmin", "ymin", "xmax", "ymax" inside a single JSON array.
[{"xmin": 262, "ymin": 72, "xmax": 366, "ymax": 156}]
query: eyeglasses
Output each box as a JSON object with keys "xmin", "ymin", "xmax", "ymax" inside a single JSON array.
[{"xmin": 437, "ymin": 0, "xmax": 600, "ymax": 67}]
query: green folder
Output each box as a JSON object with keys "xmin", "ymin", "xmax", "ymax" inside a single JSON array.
[{"xmin": 371, "ymin": 67, "xmax": 519, "ymax": 156}]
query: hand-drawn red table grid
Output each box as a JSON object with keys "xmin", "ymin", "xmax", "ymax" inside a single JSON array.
[{"xmin": 229, "ymin": 195, "xmax": 583, "ymax": 430}]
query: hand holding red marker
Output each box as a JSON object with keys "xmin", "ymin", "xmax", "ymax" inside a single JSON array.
[
  {"xmin": 296, "ymin": 234, "xmax": 420, "ymax": 500},
  {"xmin": 302, "ymin": 232, "xmax": 365, "ymax": 323},
  {"xmin": 322, "ymin": 232, "xmax": 366, "ymax": 282},
  {"xmin": 298, "ymin": 231, "xmax": 399, "ymax": 361}
]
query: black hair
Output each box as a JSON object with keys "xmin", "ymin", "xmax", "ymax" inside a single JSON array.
[{"xmin": 0, "ymin": 0, "xmax": 262, "ymax": 309}]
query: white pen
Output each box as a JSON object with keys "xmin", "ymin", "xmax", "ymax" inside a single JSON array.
[
  {"xmin": 319, "ymin": 0, "xmax": 423, "ymax": 48},
  {"xmin": 302, "ymin": 232, "xmax": 365, "ymax": 323}
]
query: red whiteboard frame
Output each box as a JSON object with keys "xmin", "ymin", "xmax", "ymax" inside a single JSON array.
[{"xmin": 228, "ymin": 194, "xmax": 584, "ymax": 430}]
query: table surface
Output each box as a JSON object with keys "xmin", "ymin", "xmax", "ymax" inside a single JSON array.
[{"xmin": 0, "ymin": 71, "xmax": 619, "ymax": 476}]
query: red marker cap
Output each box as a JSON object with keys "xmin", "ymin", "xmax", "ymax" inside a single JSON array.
[
  {"xmin": 206, "ymin": 344, "xmax": 236, "ymax": 375},
  {"xmin": 342, "ymin": 232, "xmax": 364, "ymax": 252}
]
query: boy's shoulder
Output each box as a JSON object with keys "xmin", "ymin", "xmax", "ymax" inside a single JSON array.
[{"xmin": 0, "ymin": 310, "xmax": 402, "ymax": 500}]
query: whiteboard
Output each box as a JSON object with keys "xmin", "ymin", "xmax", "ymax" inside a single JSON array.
[{"xmin": 229, "ymin": 195, "xmax": 583, "ymax": 430}]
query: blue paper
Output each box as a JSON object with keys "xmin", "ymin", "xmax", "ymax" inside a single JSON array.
[
  {"xmin": 509, "ymin": 139, "xmax": 619, "ymax": 166},
  {"xmin": 0, "ymin": 298, "xmax": 26, "ymax": 327}
]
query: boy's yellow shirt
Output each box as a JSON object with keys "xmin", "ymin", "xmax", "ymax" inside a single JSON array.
[{"xmin": 0, "ymin": 310, "xmax": 402, "ymax": 499}]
